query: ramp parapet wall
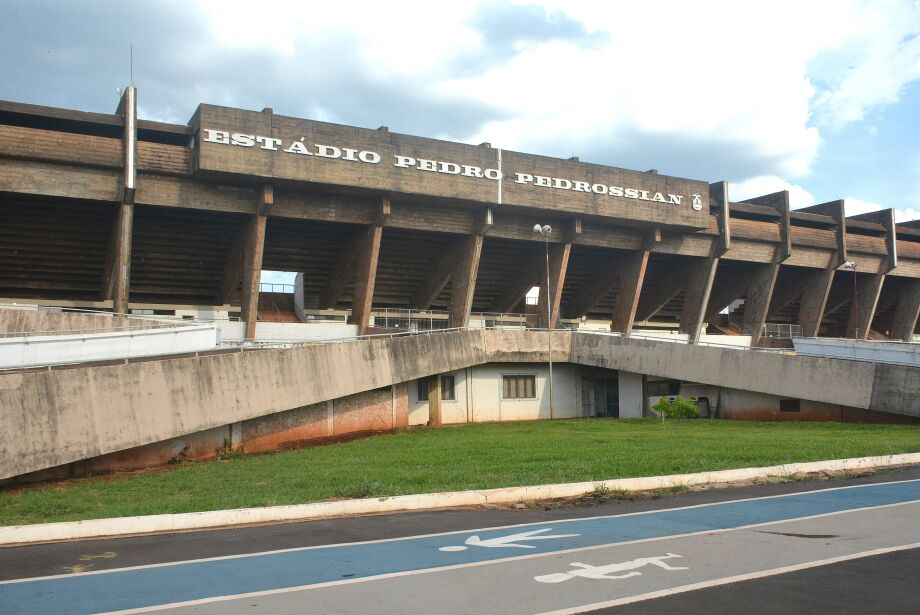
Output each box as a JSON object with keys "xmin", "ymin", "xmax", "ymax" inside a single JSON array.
[
  {"xmin": 1, "ymin": 329, "xmax": 918, "ymax": 480},
  {"xmin": 0, "ymin": 305, "xmax": 182, "ymax": 336}
]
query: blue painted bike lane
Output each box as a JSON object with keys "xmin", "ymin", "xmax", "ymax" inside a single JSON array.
[{"xmin": 2, "ymin": 480, "xmax": 919, "ymax": 614}]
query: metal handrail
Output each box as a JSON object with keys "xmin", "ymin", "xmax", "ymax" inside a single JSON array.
[
  {"xmin": 4, "ymin": 325, "xmax": 918, "ymax": 373},
  {"xmin": 258, "ymin": 283, "xmax": 295, "ymax": 294}
]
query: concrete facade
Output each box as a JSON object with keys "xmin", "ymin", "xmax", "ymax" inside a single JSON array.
[
  {"xmin": 2, "ymin": 329, "xmax": 920, "ymax": 480},
  {"xmin": 7, "ymin": 384, "xmax": 412, "ymax": 484},
  {"xmin": 0, "ymin": 305, "xmax": 176, "ymax": 335}
]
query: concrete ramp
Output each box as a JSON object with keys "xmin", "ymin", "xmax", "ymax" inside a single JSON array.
[{"xmin": 1, "ymin": 330, "xmax": 918, "ymax": 479}]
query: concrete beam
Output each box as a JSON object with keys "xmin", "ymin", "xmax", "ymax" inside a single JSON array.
[
  {"xmin": 890, "ymin": 279, "xmax": 920, "ymax": 341},
  {"xmin": 566, "ymin": 231, "xmax": 655, "ymax": 323},
  {"xmin": 537, "ymin": 220, "xmax": 578, "ymax": 328},
  {"xmin": 799, "ymin": 200, "xmax": 846, "ymax": 267},
  {"xmin": 321, "ymin": 198, "xmax": 390, "ymax": 314},
  {"xmin": 610, "ymin": 249, "xmax": 651, "ymax": 334},
  {"xmin": 845, "ymin": 272, "xmax": 885, "ymax": 340},
  {"xmin": 741, "ymin": 262, "xmax": 780, "ymax": 345},
  {"xmin": 217, "ymin": 220, "xmax": 249, "ymax": 306},
  {"xmin": 537, "ymin": 243, "xmax": 572, "ymax": 329},
  {"xmin": 415, "ymin": 208, "xmax": 490, "ymax": 314},
  {"xmin": 489, "ymin": 246, "xmax": 544, "ymax": 314},
  {"xmin": 798, "ymin": 268, "xmax": 836, "ymax": 337},
  {"xmin": 740, "ymin": 190, "xmax": 791, "ymax": 262},
  {"xmin": 635, "ymin": 269, "xmax": 684, "ymax": 323},
  {"xmin": 110, "ymin": 203, "xmax": 135, "ymax": 315},
  {"xmin": 347, "ymin": 199, "xmax": 388, "ymax": 335},
  {"xmin": 448, "ymin": 234, "xmax": 484, "ymax": 328},
  {"xmin": 679, "ymin": 256, "xmax": 719, "ymax": 342},
  {"xmin": 709, "ymin": 181, "xmax": 731, "ymax": 256},
  {"xmin": 849, "ymin": 209, "xmax": 897, "ymax": 273},
  {"xmin": 704, "ymin": 267, "xmax": 750, "ymax": 324},
  {"xmin": 413, "ymin": 240, "xmax": 464, "ymax": 310},
  {"xmin": 240, "ymin": 184, "xmax": 272, "ymax": 340}
]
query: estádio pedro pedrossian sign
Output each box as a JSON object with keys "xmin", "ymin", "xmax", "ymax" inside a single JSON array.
[{"xmin": 202, "ymin": 128, "xmax": 702, "ymax": 211}]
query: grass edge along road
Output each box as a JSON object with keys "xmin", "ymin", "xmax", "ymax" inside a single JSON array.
[{"xmin": 2, "ymin": 419, "xmax": 920, "ymax": 526}]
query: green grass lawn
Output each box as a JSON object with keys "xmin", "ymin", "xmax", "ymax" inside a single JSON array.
[{"xmin": 2, "ymin": 419, "xmax": 920, "ymax": 526}]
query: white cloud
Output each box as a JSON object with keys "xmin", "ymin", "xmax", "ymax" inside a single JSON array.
[
  {"xmin": 844, "ymin": 196, "xmax": 886, "ymax": 217},
  {"xmin": 895, "ymin": 208, "xmax": 920, "ymax": 223},
  {"xmin": 731, "ymin": 176, "xmax": 816, "ymax": 209},
  {"xmin": 4, "ymin": 0, "xmax": 919, "ymax": 197},
  {"xmin": 841, "ymin": 197, "xmax": 920, "ymax": 223},
  {"xmin": 811, "ymin": 2, "xmax": 920, "ymax": 129}
]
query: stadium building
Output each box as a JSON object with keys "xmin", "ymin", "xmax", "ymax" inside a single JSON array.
[{"xmin": 1, "ymin": 86, "xmax": 919, "ymax": 483}]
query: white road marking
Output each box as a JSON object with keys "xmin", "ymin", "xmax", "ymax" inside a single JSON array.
[
  {"xmin": 535, "ymin": 553, "xmax": 688, "ymax": 583},
  {"xmin": 93, "ymin": 500, "xmax": 920, "ymax": 614},
  {"xmin": 439, "ymin": 528, "xmax": 581, "ymax": 551},
  {"xmin": 5, "ymin": 477, "xmax": 917, "ymax": 586},
  {"xmin": 535, "ymin": 542, "xmax": 920, "ymax": 615}
]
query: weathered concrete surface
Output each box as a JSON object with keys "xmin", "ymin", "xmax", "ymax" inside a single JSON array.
[
  {"xmin": 0, "ymin": 306, "xmax": 173, "ymax": 335},
  {"xmin": 1, "ymin": 330, "xmax": 918, "ymax": 480},
  {"xmin": 0, "ymin": 330, "xmax": 493, "ymax": 479},
  {"xmin": 570, "ymin": 334, "xmax": 868, "ymax": 408}
]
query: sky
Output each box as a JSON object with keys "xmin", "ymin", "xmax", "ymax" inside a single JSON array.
[{"xmin": 2, "ymin": 0, "xmax": 919, "ymax": 285}]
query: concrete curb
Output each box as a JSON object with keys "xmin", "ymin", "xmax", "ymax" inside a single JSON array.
[{"xmin": 2, "ymin": 453, "xmax": 918, "ymax": 545}]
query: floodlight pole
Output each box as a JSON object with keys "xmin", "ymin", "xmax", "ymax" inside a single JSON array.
[{"xmin": 535, "ymin": 224, "xmax": 554, "ymax": 420}]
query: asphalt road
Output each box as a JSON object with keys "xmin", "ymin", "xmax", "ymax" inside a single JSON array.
[{"xmin": 1, "ymin": 466, "xmax": 918, "ymax": 614}]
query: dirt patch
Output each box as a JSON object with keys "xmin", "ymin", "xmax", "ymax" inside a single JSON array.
[{"xmin": 489, "ymin": 467, "xmax": 890, "ymax": 511}]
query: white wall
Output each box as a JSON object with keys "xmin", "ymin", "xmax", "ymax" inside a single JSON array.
[
  {"xmin": 0, "ymin": 325, "xmax": 218, "ymax": 369},
  {"xmin": 408, "ymin": 362, "xmax": 583, "ymax": 425},
  {"xmin": 618, "ymin": 371, "xmax": 644, "ymax": 418},
  {"xmin": 217, "ymin": 321, "xmax": 358, "ymax": 343}
]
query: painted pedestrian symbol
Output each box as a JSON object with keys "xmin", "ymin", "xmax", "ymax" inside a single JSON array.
[
  {"xmin": 439, "ymin": 528, "xmax": 580, "ymax": 552},
  {"xmin": 534, "ymin": 553, "xmax": 688, "ymax": 583}
]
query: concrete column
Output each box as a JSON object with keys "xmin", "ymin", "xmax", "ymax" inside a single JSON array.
[
  {"xmin": 348, "ymin": 223, "xmax": 383, "ymax": 335},
  {"xmin": 618, "ymin": 371, "xmax": 644, "ymax": 418},
  {"xmin": 537, "ymin": 242, "xmax": 572, "ymax": 328},
  {"xmin": 709, "ymin": 181, "xmax": 731, "ymax": 256},
  {"xmin": 798, "ymin": 268, "xmax": 836, "ymax": 337},
  {"xmin": 679, "ymin": 256, "xmax": 719, "ymax": 342},
  {"xmin": 111, "ymin": 202, "xmax": 134, "ymax": 315},
  {"xmin": 240, "ymin": 185, "xmax": 272, "ymax": 341},
  {"xmin": 428, "ymin": 375, "xmax": 442, "ymax": 426},
  {"xmin": 845, "ymin": 273, "xmax": 885, "ymax": 340},
  {"xmin": 107, "ymin": 84, "xmax": 138, "ymax": 315},
  {"xmin": 741, "ymin": 262, "xmax": 780, "ymax": 345},
  {"xmin": 890, "ymin": 279, "xmax": 920, "ymax": 341},
  {"xmin": 448, "ymin": 234, "xmax": 484, "ymax": 328},
  {"xmin": 610, "ymin": 249, "xmax": 650, "ymax": 334}
]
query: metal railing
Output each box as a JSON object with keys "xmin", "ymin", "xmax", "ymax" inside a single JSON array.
[
  {"xmin": 9, "ymin": 323, "xmax": 919, "ymax": 373},
  {"xmin": 469, "ymin": 312, "xmax": 529, "ymax": 330},
  {"xmin": 371, "ymin": 308, "xmax": 451, "ymax": 331},
  {"xmin": 762, "ymin": 323, "xmax": 803, "ymax": 339},
  {"xmin": 259, "ymin": 283, "xmax": 295, "ymax": 294}
]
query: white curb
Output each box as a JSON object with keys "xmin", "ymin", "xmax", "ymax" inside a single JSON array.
[{"xmin": 2, "ymin": 453, "xmax": 918, "ymax": 545}]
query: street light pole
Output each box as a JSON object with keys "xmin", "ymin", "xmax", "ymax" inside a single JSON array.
[
  {"xmin": 534, "ymin": 224, "xmax": 554, "ymax": 420},
  {"xmin": 842, "ymin": 261, "xmax": 858, "ymax": 339}
]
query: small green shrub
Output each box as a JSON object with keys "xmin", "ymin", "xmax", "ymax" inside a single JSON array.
[{"xmin": 653, "ymin": 396, "xmax": 700, "ymax": 419}]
